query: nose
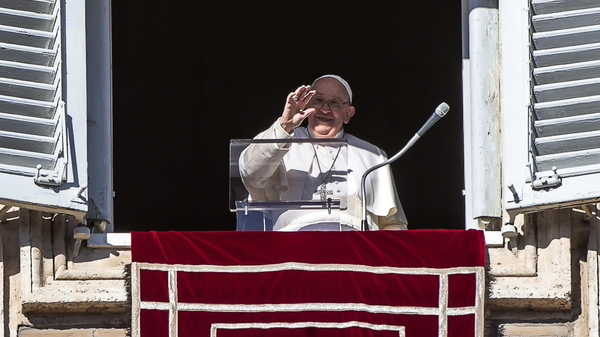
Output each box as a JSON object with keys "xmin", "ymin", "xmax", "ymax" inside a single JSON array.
[{"xmin": 319, "ymin": 101, "xmax": 332, "ymax": 112}]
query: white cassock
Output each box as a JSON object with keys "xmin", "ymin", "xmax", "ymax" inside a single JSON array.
[{"xmin": 240, "ymin": 119, "xmax": 408, "ymax": 231}]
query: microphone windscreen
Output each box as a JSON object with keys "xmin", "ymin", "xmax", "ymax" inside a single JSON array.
[{"xmin": 435, "ymin": 102, "xmax": 450, "ymax": 117}]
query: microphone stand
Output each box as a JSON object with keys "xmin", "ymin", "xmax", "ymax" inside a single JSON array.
[
  {"xmin": 360, "ymin": 103, "xmax": 449, "ymax": 231},
  {"xmin": 360, "ymin": 135, "xmax": 419, "ymax": 231}
]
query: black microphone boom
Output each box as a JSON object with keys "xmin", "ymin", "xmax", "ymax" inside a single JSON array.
[{"xmin": 360, "ymin": 102, "xmax": 450, "ymax": 231}]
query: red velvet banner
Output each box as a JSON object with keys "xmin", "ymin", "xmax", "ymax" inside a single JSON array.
[{"xmin": 131, "ymin": 230, "xmax": 486, "ymax": 337}]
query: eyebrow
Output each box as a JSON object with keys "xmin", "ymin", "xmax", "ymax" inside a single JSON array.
[{"xmin": 312, "ymin": 93, "xmax": 346, "ymax": 102}]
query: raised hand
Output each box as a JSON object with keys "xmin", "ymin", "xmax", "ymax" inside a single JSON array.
[{"xmin": 280, "ymin": 85, "xmax": 316, "ymax": 133}]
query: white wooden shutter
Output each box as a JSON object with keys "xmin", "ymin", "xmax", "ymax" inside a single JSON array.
[
  {"xmin": 502, "ymin": 0, "xmax": 600, "ymax": 213},
  {"xmin": 531, "ymin": 0, "xmax": 600, "ymax": 178},
  {"xmin": 0, "ymin": 0, "xmax": 89, "ymax": 218}
]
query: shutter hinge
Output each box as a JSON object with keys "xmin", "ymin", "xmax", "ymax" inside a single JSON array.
[{"xmin": 531, "ymin": 166, "xmax": 562, "ymax": 190}]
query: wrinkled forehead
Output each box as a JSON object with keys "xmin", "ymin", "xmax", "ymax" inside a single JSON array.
[{"xmin": 311, "ymin": 75, "xmax": 352, "ymax": 103}]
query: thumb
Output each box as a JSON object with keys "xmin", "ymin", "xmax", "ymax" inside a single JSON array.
[
  {"xmin": 296, "ymin": 107, "xmax": 316, "ymax": 123},
  {"xmin": 302, "ymin": 107, "xmax": 316, "ymax": 115}
]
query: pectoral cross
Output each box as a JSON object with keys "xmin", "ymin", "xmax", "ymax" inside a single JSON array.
[{"xmin": 316, "ymin": 183, "xmax": 333, "ymax": 202}]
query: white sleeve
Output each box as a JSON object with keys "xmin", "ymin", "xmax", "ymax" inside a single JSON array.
[{"xmin": 238, "ymin": 118, "xmax": 293, "ymax": 201}]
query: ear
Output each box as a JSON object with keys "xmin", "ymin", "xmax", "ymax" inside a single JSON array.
[{"xmin": 344, "ymin": 106, "xmax": 356, "ymax": 124}]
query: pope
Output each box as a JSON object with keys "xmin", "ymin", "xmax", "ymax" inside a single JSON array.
[{"xmin": 239, "ymin": 74, "xmax": 407, "ymax": 231}]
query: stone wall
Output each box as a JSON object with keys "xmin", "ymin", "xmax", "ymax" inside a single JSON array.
[
  {"xmin": 486, "ymin": 206, "xmax": 599, "ymax": 336},
  {"xmin": 0, "ymin": 209, "xmax": 130, "ymax": 337},
  {"xmin": 2, "ymin": 207, "xmax": 599, "ymax": 336}
]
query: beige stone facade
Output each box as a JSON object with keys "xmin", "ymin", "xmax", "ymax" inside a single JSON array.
[
  {"xmin": 2, "ymin": 206, "xmax": 599, "ymax": 336},
  {"xmin": 0, "ymin": 208, "xmax": 130, "ymax": 337},
  {"xmin": 487, "ymin": 206, "xmax": 600, "ymax": 336}
]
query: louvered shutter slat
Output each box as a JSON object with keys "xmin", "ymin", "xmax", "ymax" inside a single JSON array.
[
  {"xmin": 533, "ymin": 7, "xmax": 600, "ymax": 31},
  {"xmin": 534, "ymin": 60, "xmax": 600, "ymax": 84},
  {"xmin": 0, "ymin": 77, "xmax": 57, "ymax": 101},
  {"xmin": 535, "ymin": 112, "xmax": 600, "ymax": 136},
  {"xmin": 533, "ymin": 25, "xmax": 600, "ymax": 50},
  {"xmin": 532, "ymin": 0, "xmax": 600, "ymax": 14},
  {"xmin": 0, "ymin": 24, "xmax": 56, "ymax": 49},
  {"xmin": 0, "ymin": 131, "xmax": 57, "ymax": 153},
  {"xmin": 0, "ymin": 112, "xmax": 57, "ymax": 136},
  {"xmin": 0, "ymin": 60, "xmax": 56, "ymax": 83},
  {"xmin": 535, "ymin": 149, "xmax": 600, "ymax": 171},
  {"xmin": 0, "ymin": 43, "xmax": 57, "ymax": 66},
  {"xmin": 535, "ymin": 130, "xmax": 600, "ymax": 155},
  {"xmin": 0, "ymin": 146, "xmax": 57, "ymax": 170},
  {"xmin": 0, "ymin": 0, "xmax": 55, "ymax": 13},
  {"xmin": 535, "ymin": 95, "xmax": 600, "ymax": 119},
  {"xmin": 533, "ymin": 43, "xmax": 600, "ymax": 67},
  {"xmin": 0, "ymin": 8, "xmax": 55, "ymax": 31},
  {"xmin": 0, "ymin": 95, "xmax": 56, "ymax": 118},
  {"xmin": 534, "ymin": 78, "xmax": 600, "ymax": 101}
]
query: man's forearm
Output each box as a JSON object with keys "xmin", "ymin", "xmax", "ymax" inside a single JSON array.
[{"xmin": 239, "ymin": 119, "xmax": 293, "ymax": 188}]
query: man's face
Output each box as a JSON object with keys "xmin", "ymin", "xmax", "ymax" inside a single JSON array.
[{"xmin": 306, "ymin": 78, "xmax": 355, "ymax": 138}]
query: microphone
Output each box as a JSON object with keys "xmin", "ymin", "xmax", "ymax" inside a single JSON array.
[
  {"xmin": 360, "ymin": 102, "xmax": 450, "ymax": 231},
  {"xmin": 417, "ymin": 102, "xmax": 450, "ymax": 136}
]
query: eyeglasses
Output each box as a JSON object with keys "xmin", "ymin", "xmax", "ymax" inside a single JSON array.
[{"xmin": 308, "ymin": 96, "xmax": 350, "ymax": 111}]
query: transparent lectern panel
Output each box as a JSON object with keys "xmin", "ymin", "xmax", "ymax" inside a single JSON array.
[{"xmin": 230, "ymin": 138, "xmax": 349, "ymax": 231}]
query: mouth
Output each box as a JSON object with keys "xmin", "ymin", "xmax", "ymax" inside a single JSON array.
[{"xmin": 315, "ymin": 115, "xmax": 334, "ymax": 123}]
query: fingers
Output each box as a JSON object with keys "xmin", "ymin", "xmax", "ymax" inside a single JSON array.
[
  {"xmin": 291, "ymin": 85, "xmax": 315, "ymax": 105},
  {"xmin": 290, "ymin": 85, "xmax": 308, "ymax": 102},
  {"xmin": 281, "ymin": 85, "xmax": 316, "ymax": 133},
  {"xmin": 287, "ymin": 91, "xmax": 298, "ymax": 104},
  {"xmin": 287, "ymin": 85, "xmax": 316, "ymax": 117}
]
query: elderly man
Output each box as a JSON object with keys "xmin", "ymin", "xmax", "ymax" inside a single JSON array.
[{"xmin": 240, "ymin": 75, "xmax": 407, "ymax": 231}]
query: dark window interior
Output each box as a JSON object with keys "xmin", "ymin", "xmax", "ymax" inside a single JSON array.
[{"xmin": 111, "ymin": 2, "xmax": 465, "ymax": 232}]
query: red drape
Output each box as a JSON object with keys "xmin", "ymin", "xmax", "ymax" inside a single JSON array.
[{"xmin": 132, "ymin": 230, "xmax": 486, "ymax": 337}]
